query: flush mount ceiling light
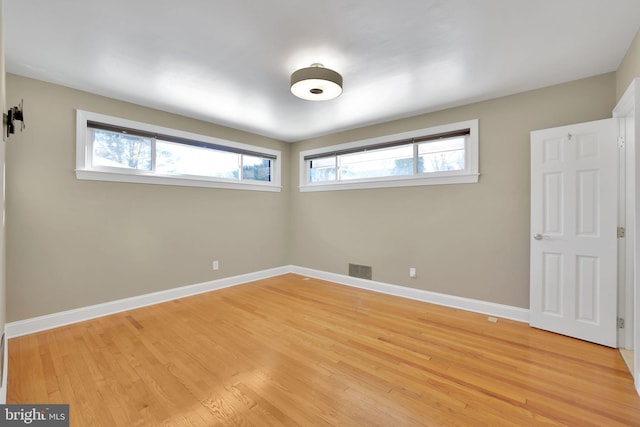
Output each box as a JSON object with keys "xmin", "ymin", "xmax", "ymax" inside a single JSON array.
[{"xmin": 290, "ymin": 63, "xmax": 343, "ymax": 101}]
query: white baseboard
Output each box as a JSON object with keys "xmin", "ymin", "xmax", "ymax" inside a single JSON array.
[
  {"xmin": 5, "ymin": 264, "xmax": 529, "ymax": 339},
  {"xmin": 289, "ymin": 266, "xmax": 530, "ymax": 323},
  {"xmin": 5, "ymin": 266, "xmax": 290, "ymax": 338}
]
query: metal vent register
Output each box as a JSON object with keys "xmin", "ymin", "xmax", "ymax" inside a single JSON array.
[{"xmin": 349, "ymin": 263, "xmax": 372, "ymax": 280}]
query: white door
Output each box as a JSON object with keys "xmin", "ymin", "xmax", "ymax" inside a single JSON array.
[{"xmin": 530, "ymin": 118, "xmax": 618, "ymax": 347}]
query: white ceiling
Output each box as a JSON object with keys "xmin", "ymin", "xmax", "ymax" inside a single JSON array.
[{"xmin": 5, "ymin": 1, "xmax": 640, "ymax": 142}]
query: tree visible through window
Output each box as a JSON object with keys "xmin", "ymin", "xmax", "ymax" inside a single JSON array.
[
  {"xmin": 88, "ymin": 127, "xmax": 272, "ymax": 182},
  {"xmin": 77, "ymin": 110, "xmax": 281, "ymax": 191},
  {"xmin": 92, "ymin": 130, "xmax": 152, "ymax": 170},
  {"xmin": 418, "ymin": 137, "xmax": 465, "ymax": 173},
  {"xmin": 307, "ymin": 135, "xmax": 466, "ymax": 183},
  {"xmin": 300, "ymin": 119, "xmax": 478, "ymax": 191}
]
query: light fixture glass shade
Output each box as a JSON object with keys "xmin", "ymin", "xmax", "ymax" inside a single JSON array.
[{"xmin": 291, "ymin": 64, "xmax": 343, "ymax": 101}]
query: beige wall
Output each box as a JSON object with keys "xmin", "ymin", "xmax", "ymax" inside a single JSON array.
[
  {"xmin": 290, "ymin": 73, "xmax": 616, "ymax": 308},
  {"xmin": 2, "ymin": 72, "xmax": 622, "ymax": 319},
  {"xmin": 617, "ymin": 28, "xmax": 640, "ymax": 100},
  {"xmin": 6, "ymin": 74, "xmax": 291, "ymax": 321}
]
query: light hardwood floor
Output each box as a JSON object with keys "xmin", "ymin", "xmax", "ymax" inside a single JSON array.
[{"xmin": 8, "ymin": 274, "xmax": 640, "ymax": 426}]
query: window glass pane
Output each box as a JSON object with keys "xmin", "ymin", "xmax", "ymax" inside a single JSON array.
[
  {"xmin": 91, "ymin": 129, "xmax": 152, "ymax": 170},
  {"xmin": 242, "ymin": 155, "xmax": 271, "ymax": 182},
  {"xmin": 418, "ymin": 136, "xmax": 465, "ymax": 173},
  {"xmin": 309, "ymin": 157, "xmax": 336, "ymax": 182},
  {"xmin": 339, "ymin": 145, "xmax": 413, "ymax": 180},
  {"xmin": 156, "ymin": 140, "xmax": 240, "ymax": 179}
]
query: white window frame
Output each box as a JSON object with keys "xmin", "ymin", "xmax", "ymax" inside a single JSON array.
[
  {"xmin": 76, "ymin": 110, "xmax": 281, "ymax": 192},
  {"xmin": 299, "ymin": 119, "xmax": 479, "ymax": 192}
]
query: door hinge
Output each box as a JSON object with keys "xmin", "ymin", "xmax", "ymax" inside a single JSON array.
[
  {"xmin": 618, "ymin": 136, "xmax": 626, "ymax": 148},
  {"xmin": 618, "ymin": 227, "xmax": 626, "ymax": 238},
  {"xmin": 618, "ymin": 317, "xmax": 625, "ymax": 329}
]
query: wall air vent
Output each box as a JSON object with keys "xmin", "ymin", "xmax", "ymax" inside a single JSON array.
[{"xmin": 349, "ymin": 263, "xmax": 372, "ymax": 280}]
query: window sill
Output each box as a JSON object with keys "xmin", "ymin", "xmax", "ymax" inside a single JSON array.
[
  {"xmin": 76, "ymin": 169, "xmax": 282, "ymax": 192},
  {"xmin": 299, "ymin": 173, "xmax": 479, "ymax": 192}
]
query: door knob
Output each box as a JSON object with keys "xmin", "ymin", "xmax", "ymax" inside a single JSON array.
[{"xmin": 534, "ymin": 233, "xmax": 544, "ymax": 240}]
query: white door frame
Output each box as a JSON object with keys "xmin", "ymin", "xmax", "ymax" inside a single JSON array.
[
  {"xmin": 613, "ymin": 77, "xmax": 640, "ymax": 394},
  {"xmin": 615, "ymin": 108, "xmax": 633, "ymax": 350}
]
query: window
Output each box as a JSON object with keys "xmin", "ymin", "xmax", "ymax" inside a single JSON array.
[
  {"xmin": 299, "ymin": 119, "xmax": 478, "ymax": 191},
  {"xmin": 76, "ymin": 110, "xmax": 281, "ymax": 191}
]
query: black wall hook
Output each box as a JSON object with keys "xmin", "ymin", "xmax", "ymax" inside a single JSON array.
[{"xmin": 6, "ymin": 99, "xmax": 25, "ymax": 138}]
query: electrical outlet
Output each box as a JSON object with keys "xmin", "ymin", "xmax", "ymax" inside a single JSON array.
[
  {"xmin": 213, "ymin": 260, "xmax": 219, "ymax": 270},
  {"xmin": 409, "ymin": 267, "xmax": 416, "ymax": 278}
]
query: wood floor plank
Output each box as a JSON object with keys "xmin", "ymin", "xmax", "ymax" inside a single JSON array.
[{"xmin": 8, "ymin": 273, "xmax": 640, "ymax": 426}]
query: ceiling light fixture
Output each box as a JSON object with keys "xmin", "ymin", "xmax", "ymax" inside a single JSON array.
[{"xmin": 290, "ymin": 63, "xmax": 343, "ymax": 101}]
